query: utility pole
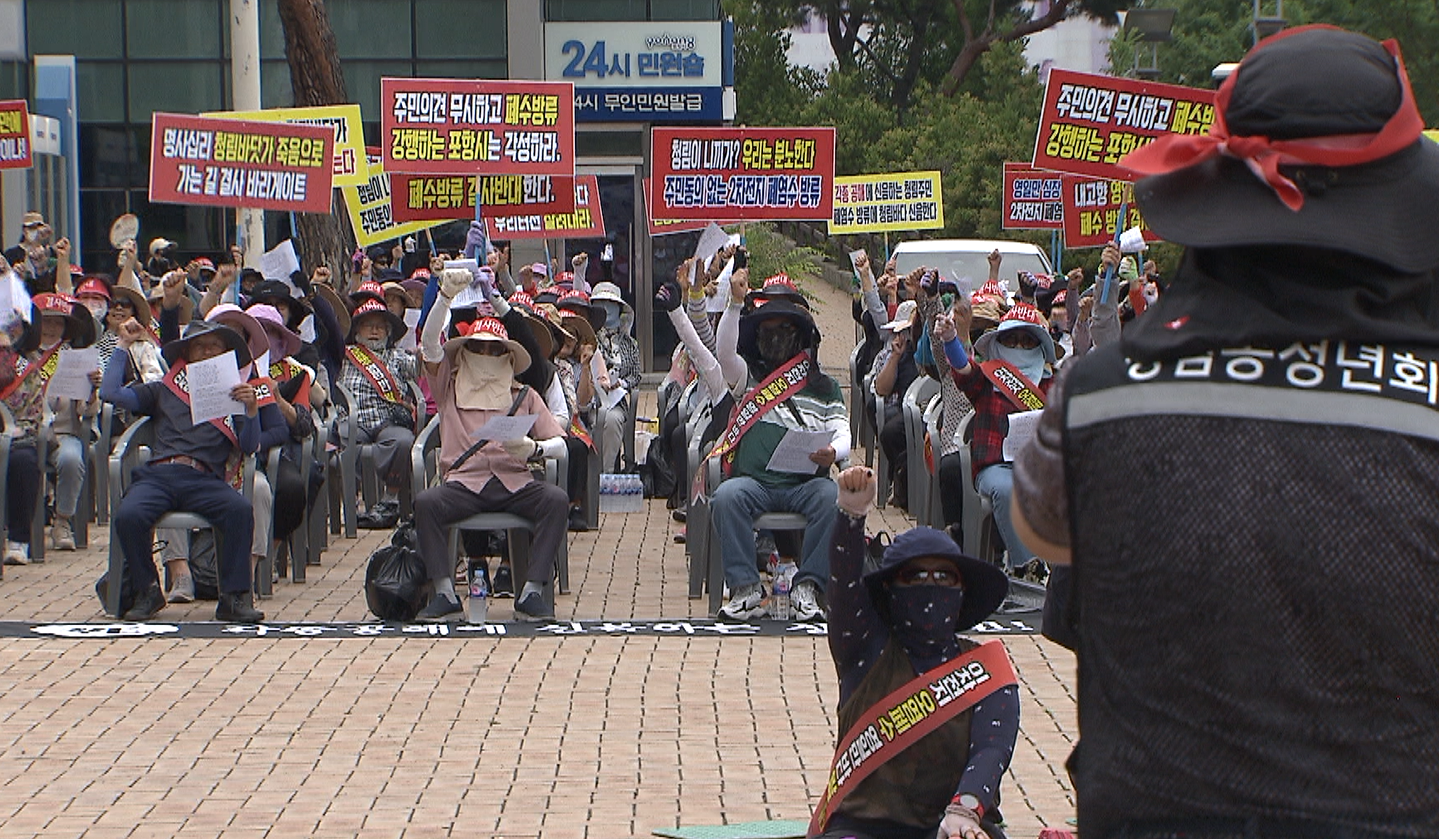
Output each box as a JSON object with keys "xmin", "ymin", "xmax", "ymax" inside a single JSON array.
[{"xmin": 231, "ymin": 0, "xmax": 265, "ymax": 268}]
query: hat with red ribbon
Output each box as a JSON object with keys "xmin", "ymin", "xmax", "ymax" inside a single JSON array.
[
  {"xmin": 33, "ymin": 292, "xmax": 97, "ymax": 348},
  {"xmin": 346, "ymin": 297, "xmax": 407, "ymax": 346},
  {"xmin": 350, "ymin": 279, "xmax": 386, "ymax": 307},
  {"xmin": 746, "ymin": 272, "xmax": 810, "ymax": 310},
  {"xmin": 443, "ymin": 315, "xmax": 531, "ymax": 373}
]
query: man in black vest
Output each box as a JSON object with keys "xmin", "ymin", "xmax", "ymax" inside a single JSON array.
[{"xmin": 1011, "ymin": 26, "xmax": 1439, "ymax": 839}]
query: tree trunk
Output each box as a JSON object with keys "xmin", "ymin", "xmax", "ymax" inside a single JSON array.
[
  {"xmin": 277, "ymin": 0, "xmax": 354, "ymax": 281},
  {"xmin": 941, "ymin": 0, "xmax": 1074, "ymax": 96}
]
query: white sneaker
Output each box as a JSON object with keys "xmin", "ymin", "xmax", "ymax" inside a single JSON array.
[
  {"xmin": 718, "ymin": 582, "xmax": 767, "ymax": 621},
  {"xmin": 3, "ymin": 541, "xmax": 29, "ymax": 566},
  {"xmin": 791, "ymin": 579, "xmax": 826, "ymax": 622}
]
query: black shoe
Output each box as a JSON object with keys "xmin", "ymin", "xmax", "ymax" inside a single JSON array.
[
  {"xmin": 357, "ymin": 501, "xmax": 399, "ymax": 530},
  {"xmin": 671, "ymin": 509, "xmax": 686, "ymax": 524},
  {"xmin": 568, "ymin": 508, "xmax": 589, "ymax": 532},
  {"xmin": 514, "ymin": 590, "xmax": 554, "ymax": 621},
  {"xmin": 491, "ymin": 564, "xmax": 514, "ymax": 598},
  {"xmin": 673, "ymin": 528, "xmax": 686, "ymax": 544},
  {"xmin": 122, "ymin": 584, "xmax": 166, "ymax": 621},
  {"xmin": 415, "ymin": 592, "xmax": 462, "ymax": 623},
  {"xmin": 215, "ymin": 591, "xmax": 264, "ymax": 623}
]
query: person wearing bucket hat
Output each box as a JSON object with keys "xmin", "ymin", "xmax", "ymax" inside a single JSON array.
[
  {"xmin": 337, "ymin": 297, "xmax": 419, "ymax": 529},
  {"xmin": 809, "ymin": 465, "xmax": 1017, "ymax": 839},
  {"xmin": 1009, "ymin": 26, "xmax": 1439, "ymax": 839},
  {"xmin": 417, "ymin": 274, "xmax": 569, "ymax": 622},
  {"xmin": 99, "ymin": 316, "xmax": 266, "ymax": 623},
  {"xmin": 586, "ymin": 281, "xmax": 640, "ymax": 472},
  {"xmin": 873, "ymin": 280, "xmax": 925, "ymax": 510}
]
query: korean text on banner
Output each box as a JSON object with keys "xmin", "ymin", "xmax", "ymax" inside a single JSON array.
[
  {"xmin": 1002, "ymin": 163, "xmax": 1063, "ymax": 230},
  {"xmin": 1033, "ymin": 69, "xmax": 1216, "ymax": 181},
  {"xmin": 643, "ymin": 178, "xmax": 727, "ymax": 236},
  {"xmin": 651, "ymin": 126, "xmax": 836, "ymax": 221},
  {"xmin": 391, "ymin": 174, "xmax": 576, "ymax": 223},
  {"xmin": 204, "ymin": 105, "xmax": 366, "ymax": 187},
  {"xmin": 381, "ymin": 78, "xmax": 576, "ymax": 176},
  {"xmin": 1060, "ymin": 176, "xmax": 1160, "ymax": 249},
  {"xmin": 341, "ymin": 149, "xmax": 443, "ymax": 248},
  {"xmin": 486, "ymin": 175, "xmax": 605, "ymax": 240},
  {"xmin": 0, "ymin": 101, "xmax": 31, "ymax": 170},
  {"xmin": 829, "ymin": 170, "xmax": 943, "ymax": 234},
  {"xmin": 148, "ymin": 113, "xmax": 334, "ymax": 214}
]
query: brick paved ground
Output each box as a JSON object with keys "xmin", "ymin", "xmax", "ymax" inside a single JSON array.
[{"xmin": 0, "ymin": 276, "xmax": 1078, "ymax": 839}]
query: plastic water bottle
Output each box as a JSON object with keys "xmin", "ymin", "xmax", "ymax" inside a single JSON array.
[
  {"xmin": 467, "ymin": 559, "xmax": 490, "ymax": 624},
  {"xmin": 771, "ymin": 561, "xmax": 795, "ymax": 621}
]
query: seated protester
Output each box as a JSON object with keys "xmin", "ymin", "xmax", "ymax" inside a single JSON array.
[
  {"xmin": 711, "ymin": 290, "xmax": 849, "ymax": 622},
  {"xmin": 815, "ymin": 465, "xmax": 1018, "ymax": 839},
  {"xmin": 99, "ymin": 317, "xmax": 265, "ymax": 623},
  {"xmin": 1063, "ymin": 246, "xmax": 1123, "ymax": 359},
  {"xmin": 336, "ymin": 297, "xmax": 419, "ymax": 529},
  {"xmin": 589, "ymin": 282, "xmax": 641, "ymax": 472},
  {"xmin": 71, "ymin": 274, "xmax": 111, "ymax": 325},
  {"xmin": 1044, "ymin": 288, "xmax": 1074, "ymax": 364},
  {"xmin": 249, "ymin": 303, "xmax": 324, "ymax": 545},
  {"xmin": 381, "ymin": 281, "xmax": 417, "ymax": 320},
  {"xmin": 246, "ymin": 275, "xmax": 343, "ymax": 394},
  {"xmin": 873, "ymin": 294, "xmax": 921, "ymax": 510},
  {"xmin": 853, "ymin": 253, "xmax": 897, "ymax": 407},
  {"xmin": 536, "ymin": 302, "xmax": 594, "ymax": 531},
  {"xmin": 938, "ymin": 297, "xmax": 1056, "ymax": 582},
  {"xmin": 415, "ymin": 270, "xmax": 568, "ymax": 622}
]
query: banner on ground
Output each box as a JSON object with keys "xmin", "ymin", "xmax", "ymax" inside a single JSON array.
[
  {"xmin": 0, "ymin": 100, "xmax": 31, "ymax": 170},
  {"xmin": 486, "ymin": 174, "xmax": 604, "ymax": 240},
  {"xmin": 341, "ymin": 149, "xmax": 444, "ymax": 248},
  {"xmin": 828, "ymin": 170, "xmax": 943, "ymax": 235},
  {"xmin": 391, "ymin": 174, "xmax": 577, "ymax": 223},
  {"xmin": 204, "ymin": 104, "xmax": 366, "ymax": 187},
  {"xmin": 1060, "ymin": 176, "xmax": 1160, "ymax": 248},
  {"xmin": 1033, "ymin": 69, "xmax": 1216, "ymax": 181},
  {"xmin": 1002, "ymin": 163, "xmax": 1063, "ymax": 230},
  {"xmin": 651, "ymin": 126, "xmax": 836, "ymax": 220},
  {"xmin": 380, "ymin": 78, "xmax": 575, "ymax": 176},
  {"xmin": 148, "ymin": 112, "xmax": 334, "ymax": 213}
]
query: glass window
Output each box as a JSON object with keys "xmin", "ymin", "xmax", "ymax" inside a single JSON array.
[
  {"xmin": 77, "ymin": 61, "xmax": 127, "ymax": 123},
  {"xmin": 546, "ymin": 0, "xmax": 645, "ymax": 21},
  {"xmin": 576, "ymin": 130, "xmax": 644, "ymax": 158},
  {"xmin": 649, "ymin": 0, "xmax": 722, "ymax": 19},
  {"xmin": 416, "ymin": 0, "xmax": 506, "ymax": 59},
  {"xmin": 26, "ymin": 0, "xmax": 124, "ymax": 59},
  {"xmin": 0, "ymin": 63, "xmax": 28, "ymax": 100},
  {"xmin": 415, "ymin": 60, "xmax": 507, "ymax": 80},
  {"xmin": 127, "ymin": 62, "xmax": 225, "ymax": 123},
  {"xmin": 258, "ymin": 0, "xmax": 288, "ymax": 60},
  {"xmin": 342, "ymin": 61, "xmax": 414, "ymax": 119},
  {"xmin": 129, "ymin": 190, "xmax": 228, "ymax": 259},
  {"xmin": 78, "ymin": 125, "xmax": 133, "ymax": 189},
  {"xmin": 79, "ymin": 190, "xmax": 131, "ymax": 272},
  {"xmin": 261, "ymin": 61, "xmax": 295, "ymax": 109},
  {"xmin": 329, "ymin": 0, "xmax": 413, "ymax": 59},
  {"xmin": 125, "ymin": 0, "xmax": 223, "ymax": 59}
]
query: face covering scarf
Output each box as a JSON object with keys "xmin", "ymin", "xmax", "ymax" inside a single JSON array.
[
  {"xmin": 757, "ymin": 330, "xmax": 802, "ymax": 366},
  {"xmin": 455, "ymin": 350, "xmax": 514, "ymax": 411},
  {"xmin": 993, "ymin": 341, "xmax": 1046, "ymax": 383},
  {"xmin": 885, "ymin": 585, "xmax": 966, "ymax": 671}
]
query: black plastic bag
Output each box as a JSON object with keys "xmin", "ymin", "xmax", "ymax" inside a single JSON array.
[
  {"xmin": 640, "ymin": 436, "xmax": 677, "ymax": 499},
  {"xmin": 188, "ymin": 530, "xmax": 221, "ymax": 600},
  {"xmin": 364, "ymin": 520, "xmax": 429, "ymax": 621}
]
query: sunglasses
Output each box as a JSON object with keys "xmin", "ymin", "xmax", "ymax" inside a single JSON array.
[
  {"xmin": 996, "ymin": 331, "xmax": 1040, "ymax": 350},
  {"xmin": 893, "ymin": 567, "xmax": 961, "ymax": 587}
]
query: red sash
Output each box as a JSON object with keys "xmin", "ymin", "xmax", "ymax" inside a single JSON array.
[
  {"xmin": 808, "ymin": 642, "xmax": 1019, "ymax": 837},
  {"xmin": 568, "ymin": 414, "xmax": 595, "ymax": 450},
  {"xmin": 979, "ymin": 359, "xmax": 1047, "ymax": 412},
  {"xmin": 0, "ymin": 344, "xmax": 62, "ymax": 402},
  {"xmin": 269, "ymin": 357, "xmax": 312, "ymax": 409},
  {"xmin": 691, "ymin": 352, "xmax": 811, "ymax": 501},
  {"xmin": 161, "ymin": 362, "xmax": 277, "ymax": 488},
  {"xmin": 345, "ymin": 344, "xmax": 414, "ymax": 419}
]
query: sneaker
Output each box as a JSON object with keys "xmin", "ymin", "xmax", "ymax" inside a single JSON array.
[
  {"xmin": 122, "ymin": 584, "xmax": 166, "ymax": 622},
  {"xmin": 792, "ymin": 579, "xmax": 826, "ymax": 622},
  {"xmin": 3, "ymin": 541, "xmax": 28, "ymax": 566},
  {"xmin": 513, "ymin": 590, "xmax": 555, "ymax": 621},
  {"xmin": 491, "ymin": 564, "xmax": 514, "ymax": 598},
  {"xmin": 1013, "ymin": 558, "xmax": 1049, "ymax": 585},
  {"xmin": 415, "ymin": 592, "xmax": 463, "ymax": 623},
  {"xmin": 718, "ymin": 582, "xmax": 767, "ymax": 622},
  {"xmin": 51, "ymin": 518, "xmax": 76, "ymax": 551},
  {"xmin": 673, "ymin": 527, "xmax": 686, "ymax": 545},
  {"xmin": 167, "ymin": 574, "xmax": 195, "ymax": 604}
]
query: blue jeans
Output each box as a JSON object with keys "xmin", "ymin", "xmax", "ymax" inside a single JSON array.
[
  {"xmin": 712, "ymin": 476, "xmax": 837, "ymax": 590},
  {"xmin": 115, "ymin": 464, "xmax": 254, "ymax": 594},
  {"xmin": 976, "ymin": 463, "xmax": 1033, "ymax": 569}
]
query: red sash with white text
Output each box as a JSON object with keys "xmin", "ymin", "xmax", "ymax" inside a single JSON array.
[
  {"xmin": 269, "ymin": 357, "xmax": 313, "ymax": 409},
  {"xmin": 691, "ymin": 352, "xmax": 811, "ymax": 501},
  {"xmin": 161, "ymin": 362, "xmax": 277, "ymax": 488},
  {"xmin": 979, "ymin": 359, "xmax": 1047, "ymax": 412},
  {"xmin": 345, "ymin": 344, "xmax": 414, "ymax": 419}
]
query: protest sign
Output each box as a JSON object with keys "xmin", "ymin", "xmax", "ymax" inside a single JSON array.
[
  {"xmin": 48, "ymin": 347, "xmax": 100, "ymax": 401},
  {"xmin": 186, "ymin": 350, "xmax": 245, "ymax": 425},
  {"xmin": 260, "ymin": 239, "xmax": 302, "ymax": 282},
  {"xmin": 828, "ymin": 170, "xmax": 943, "ymax": 234},
  {"xmin": 380, "ymin": 78, "xmax": 575, "ymax": 176},
  {"xmin": 205, "ymin": 104, "xmax": 366, "ymax": 187},
  {"xmin": 0, "ymin": 100, "xmax": 31, "ymax": 170},
  {"xmin": 486, "ymin": 175, "xmax": 604, "ymax": 240},
  {"xmin": 1033, "ymin": 69, "xmax": 1216, "ymax": 181},
  {"xmin": 391, "ymin": 174, "xmax": 576, "ymax": 223},
  {"xmin": 340, "ymin": 149, "xmax": 443, "ymax": 248},
  {"xmin": 1002, "ymin": 163, "xmax": 1064, "ymax": 230},
  {"xmin": 148, "ymin": 113, "xmax": 334, "ymax": 213},
  {"xmin": 643, "ymin": 178, "xmax": 717, "ymax": 236},
  {"xmin": 651, "ymin": 126, "xmax": 836, "ymax": 220},
  {"xmin": 1060, "ymin": 176, "xmax": 1160, "ymax": 249}
]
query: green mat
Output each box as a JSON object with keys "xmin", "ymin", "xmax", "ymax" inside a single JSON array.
[{"xmin": 652, "ymin": 819, "xmax": 809, "ymax": 839}]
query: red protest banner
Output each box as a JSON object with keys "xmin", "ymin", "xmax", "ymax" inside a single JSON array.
[
  {"xmin": 391, "ymin": 174, "xmax": 576, "ymax": 223},
  {"xmin": 1002, "ymin": 162, "xmax": 1063, "ymax": 230},
  {"xmin": 486, "ymin": 175, "xmax": 604, "ymax": 240},
  {"xmin": 148, "ymin": 113, "xmax": 335, "ymax": 213},
  {"xmin": 1060, "ymin": 175, "xmax": 1161, "ymax": 249},
  {"xmin": 0, "ymin": 100, "xmax": 32, "ymax": 170},
  {"xmin": 650, "ymin": 126, "xmax": 836, "ymax": 220},
  {"xmin": 381, "ymin": 78, "xmax": 575, "ymax": 176},
  {"xmin": 643, "ymin": 178, "xmax": 731, "ymax": 236},
  {"xmin": 1032, "ymin": 69, "xmax": 1216, "ymax": 181}
]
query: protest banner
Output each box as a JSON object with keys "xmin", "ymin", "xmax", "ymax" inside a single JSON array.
[
  {"xmin": 341, "ymin": 149, "xmax": 443, "ymax": 248},
  {"xmin": 486, "ymin": 174, "xmax": 604, "ymax": 240},
  {"xmin": 1033, "ymin": 69, "xmax": 1216, "ymax": 181},
  {"xmin": 1002, "ymin": 163, "xmax": 1064, "ymax": 230},
  {"xmin": 643, "ymin": 178, "xmax": 730, "ymax": 236},
  {"xmin": 1060, "ymin": 175, "xmax": 1161, "ymax": 248},
  {"xmin": 651, "ymin": 126, "xmax": 836, "ymax": 220},
  {"xmin": 391, "ymin": 174, "xmax": 576, "ymax": 223},
  {"xmin": 828, "ymin": 170, "xmax": 943, "ymax": 234},
  {"xmin": 0, "ymin": 100, "xmax": 31, "ymax": 170},
  {"xmin": 380, "ymin": 78, "xmax": 575, "ymax": 176},
  {"xmin": 148, "ymin": 113, "xmax": 334, "ymax": 214},
  {"xmin": 205, "ymin": 104, "xmax": 366, "ymax": 187}
]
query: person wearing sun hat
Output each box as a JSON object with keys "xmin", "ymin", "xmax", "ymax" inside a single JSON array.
[
  {"xmin": 587, "ymin": 281, "xmax": 640, "ymax": 471},
  {"xmin": 1009, "ymin": 26, "xmax": 1439, "ymax": 839},
  {"xmin": 415, "ymin": 269, "xmax": 569, "ymax": 622},
  {"xmin": 872, "ymin": 292, "xmax": 923, "ymax": 510}
]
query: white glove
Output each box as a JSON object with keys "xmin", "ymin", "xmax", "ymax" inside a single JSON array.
[
  {"xmin": 440, "ymin": 269, "xmax": 470, "ymax": 299},
  {"xmin": 501, "ymin": 437, "xmax": 538, "ymax": 461}
]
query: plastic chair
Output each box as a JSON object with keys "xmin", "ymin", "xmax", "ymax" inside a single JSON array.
[
  {"xmin": 872, "ymin": 376, "xmax": 890, "ymax": 509},
  {"xmin": 900, "ymin": 377, "xmax": 939, "ymax": 524},
  {"xmin": 848, "ymin": 344, "xmax": 875, "ymax": 459},
  {"xmin": 331, "ymin": 382, "xmax": 419, "ymax": 537},
  {"xmin": 920, "ymin": 391, "xmax": 946, "ymax": 528},
  {"xmin": 955, "ymin": 411, "xmax": 1003, "ymax": 565}
]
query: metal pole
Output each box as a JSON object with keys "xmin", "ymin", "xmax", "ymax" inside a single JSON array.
[{"xmin": 231, "ymin": 0, "xmax": 265, "ymax": 268}]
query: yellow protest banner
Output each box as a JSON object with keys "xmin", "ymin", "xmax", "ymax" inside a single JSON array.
[
  {"xmin": 829, "ymin": 170, "xmax": 945, "ymax": 235},
  {"xmin": 341, "ymin": 152, "xmax": 443, "ymax": 248},
  {"xmin": 205, "ymin": 104, "xmax": 367, "ymax": 187}
]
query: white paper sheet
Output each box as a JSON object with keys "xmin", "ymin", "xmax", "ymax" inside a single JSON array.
[
  {"xmin": 598, "ymin": 383, "xmax": 627, "ymax": 411},
  {"xmin": 693, "ymin": 222, "xmax": 731, "ymax": 267},
  {"xmin": 849, "ymin": 249, "xmax": 867, "ymax": 289},
  {"xmin": 186, "ymin": 350, "xmax": 245, "ymax": 425},
  {"xmin": 765, "ymin": 428, "xmax": 834, "ymax": 474},
  {"xmin": 398, "ymin": 308, "xmax": 420, "ymax": 351},
  {"xmin": 48, "ymin": 346, "xmax": 100, "ymax": 401},
  {"xmin": 1118, "ymin": 226, "xmax": 1148, "ymax": 253},
  {"xmin": 473, "ymin": 413, "xmax": 537, "ymax": 442},
  {"xmin": 1002, "ymin": 409, "xmax": 1043, "ymax": 462},
  {"xmin": 260, "ymin": 239, "xmax": 302, "ymax": 283}
]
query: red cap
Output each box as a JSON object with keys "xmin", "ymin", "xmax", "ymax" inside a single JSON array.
[{"xmin": 76, "ymin": 278, "xmax": 112, "ymax": 300}]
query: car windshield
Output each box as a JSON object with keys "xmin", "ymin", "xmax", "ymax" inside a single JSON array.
[{"xmin": 894, "ymin": 251, "xmax": 1051, "ymax": 295}]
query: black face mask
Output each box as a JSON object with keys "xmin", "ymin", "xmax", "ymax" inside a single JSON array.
[
  {"xmin": 757, "ymin": 328, "xmax": 802, "ymax": 364},
  {"xmin": 885, "ymin": 585, "xmax": 965, "ymax": 671}
]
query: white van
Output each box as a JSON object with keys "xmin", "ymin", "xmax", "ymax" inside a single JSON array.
[{"xmin": 891, "ymin": 239, "xmax": 1052, "ymax": 297}]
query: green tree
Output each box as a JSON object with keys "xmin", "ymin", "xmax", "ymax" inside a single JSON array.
[{"xmin": 724, "ymin": 0, "xmax": 822, "ymax": 126}]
